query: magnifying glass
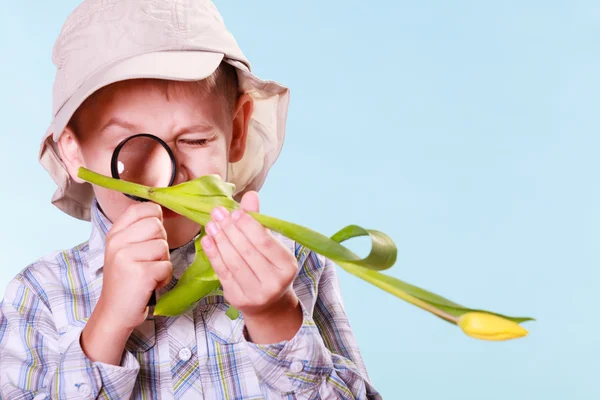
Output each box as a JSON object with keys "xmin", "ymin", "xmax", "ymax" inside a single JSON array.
[
  {"xmin": 110, "ymin": 133, "xmax": 177, "ymax": 307},
  {"xmin": 111, "ymin": 133, "xmax": 177, "ymax": 199}
]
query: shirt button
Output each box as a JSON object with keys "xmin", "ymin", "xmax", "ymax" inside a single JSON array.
[
  {"xmin": 290, "ymin": 360, "xmax": 304, "ymax": 373},
  {"xmin": 178, "ymin": 347, "xmax": 192, "ymax": 362},
  {"xmin": 79, "ymin": 384, "xmax": 91, "ymax": 397}
]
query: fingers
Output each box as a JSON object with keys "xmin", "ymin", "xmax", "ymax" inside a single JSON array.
[
  {"xmin": 230, "ymin": 209, "xmax": 294, "ymax": 270},
  {"xmin": 110, "ymin": 216, "xmax": 167, "ymax": 246},
  {"xmin": 204, "ymin": 216, "xmax": 261, "ymax": 291},
  {"xmin": 211, "ymin": 208, "xmax": 274, "ymax": 282},
  {"xmin": 200, "ymin": 234, "xmax": 246, "ymax": 302},
  {"xmin": 122, "ymin": 239, "xmax": 170, "ymax": 262},
  {"xmin": 106, "ymin": 203, "xmax": 167, "ymax": 258},
  {"xmin": 152, "ymin": 261, "xmax": 174, "ymax": 289},
  {"xmin": 201, "ymin": 196, "xmax": 301, "ymax": 317},
  {"xmin": 240, "ymin": 191, "xmax": 260, "ymax": 213},
  {"xmin": 110, "ymin": 203, "xmax": 163, "ymax": 235}
]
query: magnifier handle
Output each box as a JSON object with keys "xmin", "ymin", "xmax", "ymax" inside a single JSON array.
[{"xmin": 148, "ymin": 292, "xmax": 157, "ymax": 307}]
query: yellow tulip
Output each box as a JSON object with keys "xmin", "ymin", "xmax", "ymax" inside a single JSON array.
[{"xmin": 458, "ymin": 312, "xmax": 529, "ymax": 341}]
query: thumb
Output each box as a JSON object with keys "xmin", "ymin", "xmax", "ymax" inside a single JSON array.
[{"xmin": 240, "ymin": 191, "xmax": 260, "ymax": 213}]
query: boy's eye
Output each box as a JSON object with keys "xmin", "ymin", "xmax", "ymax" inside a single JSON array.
[{"xmin": 180, "ymin": 139, "xmax": 208, "ymax": 147}]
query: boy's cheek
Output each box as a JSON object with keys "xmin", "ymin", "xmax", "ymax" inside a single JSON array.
[
  {"xmin": 163, "ymin": 217, "xmax": 202, "ymax": 248},
  {"xmin": 81, "ymin": 146, "xmax": 113, "ymax": 174},
  {"xmin": 187, "ymin": 149, "xmax": 229, "ymax": 182},
  {"xmin": 94, "ymin": 187, "xmax": 135, "ymax": 222}
]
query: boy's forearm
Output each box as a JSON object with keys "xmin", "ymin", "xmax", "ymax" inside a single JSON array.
[
  {"xmin": 243, "ymin": 291, "xmax": 303, "ymax": 345},
  {"xmin": 81, "ymin": 302, "xmax": 133, "ymax": 365}
]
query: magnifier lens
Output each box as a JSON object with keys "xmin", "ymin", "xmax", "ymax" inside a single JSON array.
[{"xmin": 115, "ymin": 135, "xmax": 173, "ymax": 188}]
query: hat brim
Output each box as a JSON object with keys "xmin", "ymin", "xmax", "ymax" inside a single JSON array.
[{"xmin": 39, "ymin": 51, "xmax": 290, "ymax": 221}]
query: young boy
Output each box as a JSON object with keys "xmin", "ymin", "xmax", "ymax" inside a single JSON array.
[{"xmin": 0, "ymin": 1, "xmax": 380, "ymax": 399}]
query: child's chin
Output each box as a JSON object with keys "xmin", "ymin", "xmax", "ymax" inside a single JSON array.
[
  {"xmin": 164, "ymin": 218, "xmax": 201, "ymax": 249},
  {"xmin": 161, "ymin": 206, "xmax": 180, "ymax": 219}
]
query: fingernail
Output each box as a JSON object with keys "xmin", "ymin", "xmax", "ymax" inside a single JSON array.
[
  {"xmin": 231, "ymin": 210, "xmax": 241, "ymax": 221},
  {"xmin": 212, "ymin": 207, "xmax": 227, "ymax": 221},
  {"xmin": 206, "ymin": 221, "xmax": 220, "ymax": 236}
]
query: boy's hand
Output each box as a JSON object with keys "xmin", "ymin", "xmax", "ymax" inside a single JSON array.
[
  {"xmin": 201, "ymin": 192, "xmax": 303, "ymax": 344},
  {"xmin": 100, "ymin": 202, "xmax": 172, "ymax": 328},
  {"xmin": 81, "ymin": 203, "xmax": 172, "ymax": 365}
]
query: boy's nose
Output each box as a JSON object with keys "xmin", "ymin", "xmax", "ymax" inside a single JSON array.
[
  {"xmin": 171, "ymin": 158, "xmax": 190, "ymax": 186},
  {"xmin": 173, "ymin": 169, "xmax": 188, "ymax": 186},
  {"xmin": 160, "ymin": 139, "xmax": 188, "ymax": 186},
  {"xmin": 146, "ymin": 136, "xmax": 191, "ymax": 187}
]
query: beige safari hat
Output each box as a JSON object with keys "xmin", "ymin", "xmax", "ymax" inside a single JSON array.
[{"xmin": 39, "ymin": 0, "xmax": 290, "ymax": 221}]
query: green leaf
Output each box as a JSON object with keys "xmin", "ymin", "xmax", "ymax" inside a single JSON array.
[
  {"xmin": 177, "ymin": 235, "xmax": 213, "ymax": 284},
  {"xmin": 433, "ymin": 304, "xmax": 535, "ymax": 323},
  {"xmin": 225, "ymin": 306, "xmax": 240, "ymax": 320},
  {"xmin": 251, "ymin": 214, "xmax": 397, "ymax": 271},
  {"xmin": 337, "ymin": 261, "xmax": 531, "ymax": 324},
  {"xmin": 153, "ymin": 233, "xmax": 220, "ymax": 316},
  {"xmin": 329, "ymin": 225, "xmax": 398, "ymax": 271},
  {"xmin": 150, "ymin": 175, "xmax": 240, "ymax": 220}
]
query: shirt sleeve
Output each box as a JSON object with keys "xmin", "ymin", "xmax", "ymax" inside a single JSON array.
[
  {"xmin": 243, "ymin": 254, "xmax": 381, "ymax": 399},
  {"xmin": 0, "ymin": 276, "xmax": 140, "ymax": 399}
]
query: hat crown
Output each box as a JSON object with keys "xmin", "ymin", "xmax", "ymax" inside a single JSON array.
[{"xmin": 51, "ymin": 0, "xmax": 248, "ymax": 117}]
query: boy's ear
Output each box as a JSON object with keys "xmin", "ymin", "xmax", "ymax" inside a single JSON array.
[
  {"xmin": 229, "ymin": 93, "xmax": 254, "ymax": 163},
  {"xmin": 56, "ymin": 126, "xmax": 87, "ymax": 184}
]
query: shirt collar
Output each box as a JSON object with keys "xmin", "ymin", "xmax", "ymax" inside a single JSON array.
[{"xmin": 87, "ymin": 199, "xmax": 197, "ymax": 278}]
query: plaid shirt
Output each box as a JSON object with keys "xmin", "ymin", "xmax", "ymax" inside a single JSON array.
[{"xmin": 0, "ymin": 200, "xmax": 379, "ymax": 399}]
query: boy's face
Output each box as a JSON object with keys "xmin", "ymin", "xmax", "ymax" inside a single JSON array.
[{"xmin": 59, "ymin": 79, "xmax": 252, "ymax": 249}]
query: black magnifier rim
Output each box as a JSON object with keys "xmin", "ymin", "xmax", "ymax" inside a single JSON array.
[{"xmin": 110, "ymin": 133, "xmax": 177, "ymax": 202}]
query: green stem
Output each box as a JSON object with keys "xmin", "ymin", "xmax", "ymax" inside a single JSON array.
[
  {"xmin": 78, "ymin": 168, "xmax": 152, "ymax": 200},
  {"xmin": 251, "ymin": 212, "xmax": 361, "ymax": 262},
  {"xmin": 339, "ymin": 261, "xmax": 459, "ymax": 324}
]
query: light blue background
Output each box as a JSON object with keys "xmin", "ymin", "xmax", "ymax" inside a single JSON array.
[{"xmin": 0, "ymin": 1, "xmax": 597, "ymax": 399}]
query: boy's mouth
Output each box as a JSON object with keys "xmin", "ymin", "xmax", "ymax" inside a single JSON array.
[{"xmin": 161, "ymin": 206, "xmax": 180, "ymax": 219}]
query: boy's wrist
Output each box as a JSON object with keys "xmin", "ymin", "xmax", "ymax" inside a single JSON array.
[
  {"xmin": 242, "ymin": 290, "xmax": 303, "ymax": 345},
  {"xmin": 94, "ymin": 297, "xmax": 138, "ymax": 336},
  {"xmin": 81, "ymin": 301, "xmax": 134, "ymax": 365}
]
